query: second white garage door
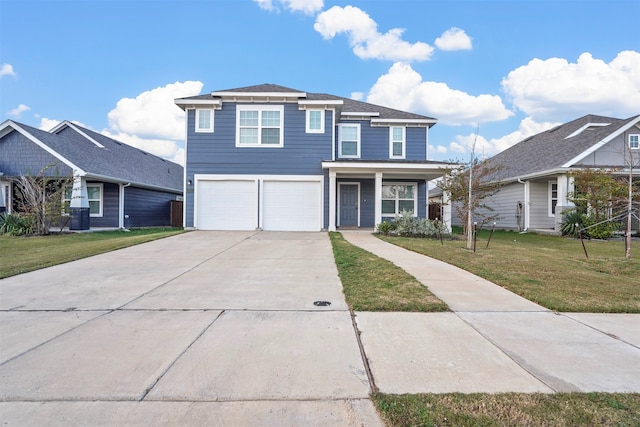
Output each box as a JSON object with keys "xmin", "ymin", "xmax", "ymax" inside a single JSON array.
[
  {"xmin": 262, "ymin": 180, "xmax": 322, "ymax": 231},
  {"xmin": 195, "ymin": 176, "xmax": 323, "ymax": 231}
]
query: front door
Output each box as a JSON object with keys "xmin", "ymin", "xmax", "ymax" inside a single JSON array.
[{"xmin": 339, "ymin": 184, "xmax": 359, "ymax": 227}]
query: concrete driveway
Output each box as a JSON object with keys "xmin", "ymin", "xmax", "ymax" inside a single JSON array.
[{"xmin": 0, "ymin": 231, "xmax": 383, "ymax": 426}]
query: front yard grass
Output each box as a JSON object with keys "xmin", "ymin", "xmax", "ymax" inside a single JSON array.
[
  {"xmin": 0, "ymin": 228, "xmax": 185, "ymax": 279},
  {"xmin": 379, "ymin": 229, "xmax": 640, "ymax": 313},
  {"xmin": 372, "ymin": 392, "xmax": 640, "ymax": 427},
  {"xmin": 329, "ymin": 232, "xmax": 448, "ymax": 312}
]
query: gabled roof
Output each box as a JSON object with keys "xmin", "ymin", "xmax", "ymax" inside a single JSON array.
[
  {"xmin": 486, "ymin": 114, "xmax": 640, "ymax": 182},
  {"xmin": 0, "ymin": 120, "xmax": 183, "ymax": 192},
  {"xmin": 175, "ymin": 83, "xmax": 437, "ymax": 125}
]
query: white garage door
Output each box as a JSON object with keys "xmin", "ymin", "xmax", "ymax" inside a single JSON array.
[
  {"xmin": 262, "ymin": 180, "xmax": 322, "ymax": 231},
  {"xmin": 196, "ymin": 180, "xmax": 258, "ymax": 230}
]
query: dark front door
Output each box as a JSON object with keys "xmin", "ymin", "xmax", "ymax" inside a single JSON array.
[{"xmin": 340, "ymin": 184, "xmax": 358, "ymax": 227}]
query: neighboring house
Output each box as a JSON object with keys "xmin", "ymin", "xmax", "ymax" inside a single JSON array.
[
  {"xmin": 174, "ymin": 83, "xmax": 453, "ymax": 232},
  {"xmin": 453, "ymin": 114, "xmax": 640, "ymax": 233},
  {"xmin": 0, "ymin": 120, "xmax": 183, "ymax": 230}
]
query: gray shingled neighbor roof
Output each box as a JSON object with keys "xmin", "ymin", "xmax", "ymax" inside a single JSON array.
[
  {"xmin": 177, "ymin": 83, "xmax": 437, "ymax": 123},
  {"xmin": 486, "ymin": 114, "xmax": 640, "ymax": 182},
  {"xmin": 7, "ymin": 121, "xmax": 182, "ymax": 192}
]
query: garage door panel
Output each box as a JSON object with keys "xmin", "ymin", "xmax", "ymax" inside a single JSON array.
[
  {"xmin": 262, "ymin": 181, "xmax": 321, "ymax": 231},
  {"xmin": 197, "ymin": 180, "xmax": 257, "ymax": 230}
]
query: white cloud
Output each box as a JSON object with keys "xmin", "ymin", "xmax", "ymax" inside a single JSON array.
[
  {"xmin": 314, "ymin": 6, "xmax": 434, "ymax": 62},
  {"xmin": 254, "ymin": 0, "xmax": 323, "ymax": 15},
  {"xmin": 447, "ymin": 116, "xmax": 561, "ymax": 158},
  {"xmin": 350, "ymin": 91, "xmax": 364, "ymax": 101},
  {"xmin": 107, "ymin": 80, "xmax": 203, "ymax": 141},
  {"xmin": 7, "ymin": 104, "xmax": 30, "ymax": 117},
  {"xmin": 101, "ymin": 130, "xmax": 185, "ymax": 166},
  {"xmin": 429, "ymin": 144, "xmax": 448, "ymax": 155},
  {"xmin": 367, "ymin": 62, "xmax": 513, "ymax": 125},
  {"xmin": 38, "ymin": 118, "xmax": 62, "ymax": 131},
  {"xmin": 0, "ymin": 63, "xmax": 16, "ymax": 78},
  {"xmin": 435, "ymin": 27, "xmax": 472, "ymax": 51},
  {"xmin": 502, "ymin": 51, "xmax": 640, "ymax": 120}
]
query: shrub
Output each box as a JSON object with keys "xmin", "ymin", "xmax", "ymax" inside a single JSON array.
[
  {"xmin": 376, "ymin": 210, "xmax": 449, "ymax": 238},
  {"xmin": 560, "ymin": 209, "xmax": 585, "ymax": 238},
  {"xmin": 376, "ymin": 220, "xmax": 397, "ymax": 235},
  {"xmin": 583, "ymin": 216, "xmax": 618, "ymax": 240},
  {"xmin": 0, "ymin": 213, "xmax": 36, "ymax": 236}
]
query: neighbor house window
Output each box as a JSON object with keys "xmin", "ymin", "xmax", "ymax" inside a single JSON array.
[
  {"xmin": 236, "ymin": 105, "xmax": 284, "ymax": 147},
  {"xmin": 63, "ymin": 183, "xmax": 103, "ymax": 217},
  {"xmin": 549, "ymin": 181, "xmax": 558, "ymax": 217},
  {"xmin": 389, "ymin": 126, "xmax": 405, "ymax": 159},
  {"xmin": 338, "ymin": 123, "xmax": 360, "ymax": 158},
  {"xmin": 306, "ymin": 110, "xmax": 324, "ymax": 133},
  {"xmin": 630, "ymin": 134, "xmax": 639, "ymax": 150},
  {"xmin": 195, "ymin": 109, "xmax": 214, "ymax": 133},
  {"xmin": 382, "ymin": 183, "xmax": 417, "ymax": 217}
]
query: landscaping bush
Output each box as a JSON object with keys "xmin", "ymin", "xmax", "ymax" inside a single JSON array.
[
  {"xmin": 376, "ymin": 210, "xmax": 449, "ymax": 238},
  {"xmin": 560, "ymin": 209, "xmax": 585, "ymax": 238},
  {"xmin": 0, "ymin": 213, "xmax": 35, "ymax": 236},
  {"xmin": 583, "ymin": 216, "xmax": 619, "ymax": 240}
]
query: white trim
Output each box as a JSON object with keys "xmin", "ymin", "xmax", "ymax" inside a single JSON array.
[
  {"xmin": 341, "ymin": 111, "xmax": 379, "ymax": 117},
  {"xmin": 338, "ymin": 123, "xmax": 361, "ymax": 158},
  {"xmin": 174, "ymin": 98, "xmax": 222, "ymax": 110},
  {"xmin": 305, "ymin": 109, "xmax": 325, "ymax": 134},
  {"xmin": 564, "ymin": 122, "xmax": 611, "ymax": 139},
  {"xmin": 322, "ymin": 161, "xmax": 450, "ymax": 172},
  {"xmin": 338, "ymin": 182, "xmax": 360, "ymax": 227},
  {"xmin": 371, "ymin": 118, "xmax": 437, "ymax": 126},
  {"xmin": 195, "ymin": 108, "xmax": 214, "ymax": 133},
  {"xmin": 298, "ymin": 99, "xmax": 343, "ymax": 107},
  {"xmin": 389, "ymin": 126, "xmax": 406, "ymax": 159},
  {"xmin": 562, "ymin": 115, "xmax": 640, "ymax": 167}
]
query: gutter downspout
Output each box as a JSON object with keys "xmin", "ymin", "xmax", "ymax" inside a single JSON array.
[
  {"xmin": 119, "ymin": 183, "xmax": 131, "ymax": 229},
  {"xmin": 517, "ymin": 178, "xmax": 529, "ymax": 232}
]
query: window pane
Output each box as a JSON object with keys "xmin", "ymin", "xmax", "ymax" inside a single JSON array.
[
  {"xmin": 341, "ymin": 141, "xmax": 357, "ymax": 156},
  {"xmin": 239, "ymin": 128, "xmax": 258, "ymax": 144},
  {"xmin": 261, "ymin": 128, "xmax": 280, "ymax": 144},
  {"xmin": 261, "ymin": 110, "xmax": 280, "ymax": 126},
  {"xmin": 87, "ymin": 186, "xmax": 101, "ymax": 200},
  {"xmin": 89, "ymin": 200, "xmax": 100, "ymax": 215},
  {"xmin": 198, "ymin": 110, "xmax": 211, "ymax": 129},
  {"xmin": 382, "ymin": 200, "xmax": 396, "ymax": 214},
  {"xmin": 309, "ymin": 111, "xmax": 321, "ymax": 129},
  {"xmin": 399, "ymin": 200, "xmax": 414, "ymax": 212},
  {"xmin": 341, "ymin": 126, "xmax": 357, "ymax": 141},
  {"xmin": 392, "ymin": 127, "xmax": 403, "ymax": 141},
  {"xmin": 240, "ymin": 110, "xmax": 259, "ymax": 126},
  {"xmin": 392, "ymin": 141, "xmax": 403, "ymax": 156},
  {"xmin": 631, "ymin": 135, "xmax": 639, "ymax": 149},
  {"xmin": 64, "ymin": 187, "xmax": 72, "ymax": 200},
  {"xmin": 382, "ymin": 185, "xmax": 396, "ymax": 199},
  {"xmin": 397, "ymin": 185, "xmax": 414, "ymax": 199}
]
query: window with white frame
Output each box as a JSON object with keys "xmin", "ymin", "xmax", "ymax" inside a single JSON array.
[
  {"xmin": 63, "ymin": 183, "xmax": 103, "ymax": 217},
  {"xmin": 195, "ymin": 109, "xmax": 214, "ymax": 133},
  {"xmin": 236, "ymin": 105, "xmax": 284, "ymax": 147},
  {"xmin": 549, "ymin": 181, "xmax": 558, "ymax": 217},
  {"xmin": 338, "ymin": 123, "xmax": 360, "ymax": 158},
  {"xmin": 389, "ymin": 126, "xmax": 405, "ymax": 158},
  {"xmin": 381, "ymin": 183, "xmax": 417, "ymax": 217},
  {"xmin": 630, "ymin": 134, "xmax": 639, "ymax": 150},
  {"xmin": 306, "ymin": 110, "xmax": 324, "ymax": 133}
]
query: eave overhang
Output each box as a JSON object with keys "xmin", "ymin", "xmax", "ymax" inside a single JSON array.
[
  {"xmin": 174, "ymin": 98, "xmax": 222, "ymax": 110},
  {"xmin": 322, "ymin": 160, "xmax": 453, "ymax": 179}
]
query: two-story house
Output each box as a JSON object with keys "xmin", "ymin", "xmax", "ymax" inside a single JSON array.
[{"xmin": 175, "ymin": 84, "xmax": 453, "ymax": 232}]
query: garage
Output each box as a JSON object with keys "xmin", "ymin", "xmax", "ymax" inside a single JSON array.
[{"xmin": 195, "ymin": 175, "xmax": 323, "ymax": 231}]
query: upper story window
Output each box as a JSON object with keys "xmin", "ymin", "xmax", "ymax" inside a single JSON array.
[
  {"xmin": 236, "ymin": 105, "xmax": 284, "ymax": 147},
  {"xmin": 306, "ymin": 110, "xmax": 325, "ymax": 133},
  {"xmin": 630, "ymin": 134, "xmax": 639, "ymax": 150},
  {"xmin": 195, "ymin": 109, "xmax": 214, "ymax": 133},
  {"xmin": 338, "ymin": 123, "xmax": 360, "ymax": 158},
  {"xmin": 389, "ymin": 126, "xmax": 406, "ymax": 159}
]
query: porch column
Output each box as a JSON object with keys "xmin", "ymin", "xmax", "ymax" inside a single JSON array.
[
  {"xmin": 328, "ymin": 171, "xmax": 337, "ymax": 231},
  {"xmin": 374, "ymin": 172, "xmax": 383, "ymax": 227},
  {"xmin": 555, "ymin": 174, "xmax": 574, "ymax": 231},
  {"xmin": 441, "ymin": 186, "xmax": 452, "ymax": 232},
  {"xmin": 523, "ymin": 180, "xmax": 530, "ymax": 230},
  {"xmin": 70, "ymin": 174, "xmax": 90, "ymax": 230}
]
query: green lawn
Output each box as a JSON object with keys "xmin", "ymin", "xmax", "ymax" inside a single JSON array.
[
  {"xmin": 378, "ymin": 229, "xmax": 640, "ymax": 313},
  {"xmin": 0, "ymin": 228, "xmax": 185, "ymax": 279}
]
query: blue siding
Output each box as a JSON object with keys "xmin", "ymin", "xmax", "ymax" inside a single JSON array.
[
  {"xmin": 335, "ymin": 122, "xmax": 427, "ymax": 161},
  {"xmin": 124, "ymin": 186, "xmax": 176, "ymax": 227},
  {"xmin": 0, "ymin": 130, "xmax": 73, "ymax": 177},
  {"xmin": 88, "ymin": 182, "xmax": 119, "ymax": 227},
  {"xmin": 406, "ymin": 127, "xmax": 427, "ymax": 160}
]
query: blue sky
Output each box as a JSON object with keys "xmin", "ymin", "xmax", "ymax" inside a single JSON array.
[{"xmin": 1, "ymin": 0, "xmax": 639, "ymax": 165}]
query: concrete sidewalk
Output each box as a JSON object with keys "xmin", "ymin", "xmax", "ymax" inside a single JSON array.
[
  {"xmin": 0, "ymin": 231, "xmax": 383, "ymax": 426},
  {"xmin": 341, "ymin": 231, "xmax": 640, "ymax": 394}
]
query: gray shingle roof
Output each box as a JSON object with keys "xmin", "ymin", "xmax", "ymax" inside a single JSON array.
[
  {"xmin": 486, "ymin": 114, "xmax": 639, "ymax": 182},
  {"xmin": 177, "ymin": 83, "xmax": 436, "ymax": 122},
  {"xmin": 9, "ymin": 121, "xmax": 182, "ymax": 192}
]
